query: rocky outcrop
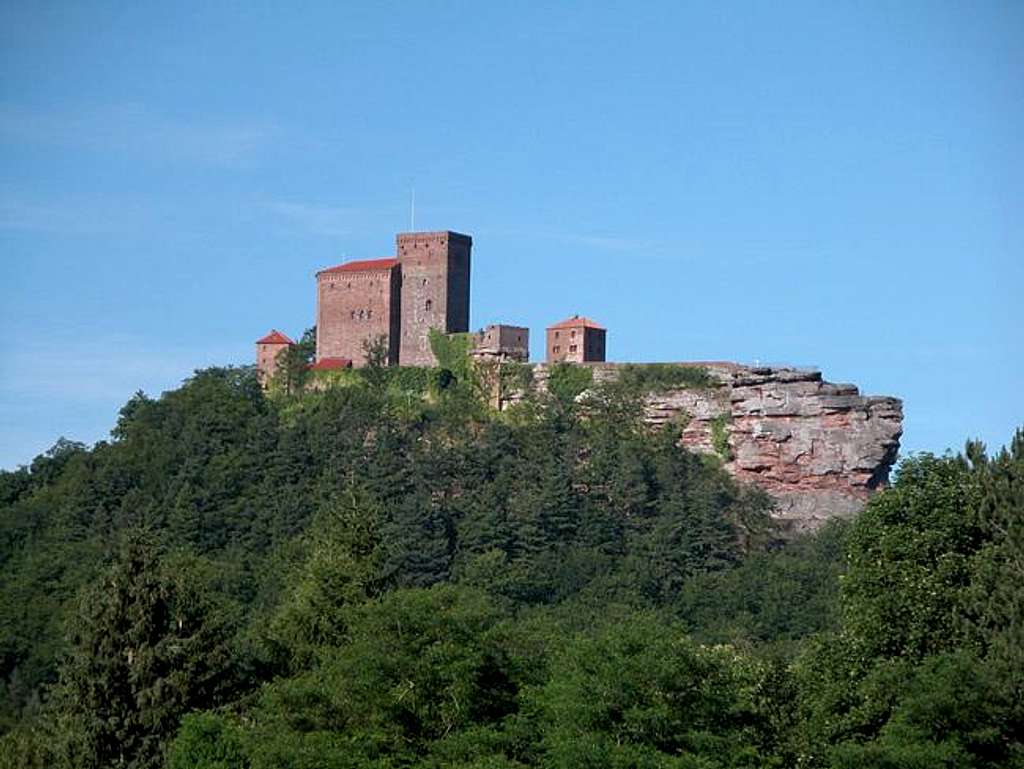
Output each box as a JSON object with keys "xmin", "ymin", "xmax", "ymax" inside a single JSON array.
[{"xmin": 505, "ymin": 362, "xmax": 903, "ymax": 533}]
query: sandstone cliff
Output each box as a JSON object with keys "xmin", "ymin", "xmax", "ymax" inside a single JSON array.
[{"xmin": 504, "ymin": 362, "xmax": 903, "ymax": 533}]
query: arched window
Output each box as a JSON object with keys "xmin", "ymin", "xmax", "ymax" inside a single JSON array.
[{"xmin": 425, "ymin": 299, "xmax": 433, "ymax": 312}]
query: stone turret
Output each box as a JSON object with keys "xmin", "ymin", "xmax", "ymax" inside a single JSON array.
[{"xmin": 255, "ymin": 330, "xmax": 294, "ymax": 388}]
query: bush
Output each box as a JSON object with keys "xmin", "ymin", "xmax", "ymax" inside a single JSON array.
[
  {"xmin": 616, "ymin": 363, "xmax": 713, "ymax": 392},
  {"xmin": 547, "ymin": 363, "xmax": 593, "ymax": 404}
]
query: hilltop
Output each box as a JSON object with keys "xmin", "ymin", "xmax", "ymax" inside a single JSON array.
[{"xmin": 0, "ymin": 360, "xmax": 1018, "ymax": 769}]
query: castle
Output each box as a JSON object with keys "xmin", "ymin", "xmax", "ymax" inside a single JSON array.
[
  {"xmin": 254, "ymin": 227, "xmax": 904, "ymax": 532},
  {"xmin": 256, "ymin": 229, "xmax": 607, "ymax": 385}
]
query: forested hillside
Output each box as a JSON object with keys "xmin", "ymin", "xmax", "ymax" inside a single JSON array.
[{"xmin": 0, "ymin": 355, "xmax": 1020, "ymax": 768}]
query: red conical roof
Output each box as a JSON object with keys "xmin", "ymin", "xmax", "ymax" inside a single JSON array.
[{"xmin": 256, "ymin": 330, "xmax": 294, "ymax": 345}]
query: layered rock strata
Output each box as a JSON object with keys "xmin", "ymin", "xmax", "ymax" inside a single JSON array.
[{"xmin": 504, "ymin": 362, "xmax": 903, "ymax": 533}]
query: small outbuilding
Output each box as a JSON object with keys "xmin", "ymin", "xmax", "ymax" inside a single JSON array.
[
  {"xmin": 255, "ymin": 329, "xmax": 294, "ymax": 387},
  {"xmin": 545, "ymin": 315, "xmax": 606, "ymax": 363}
]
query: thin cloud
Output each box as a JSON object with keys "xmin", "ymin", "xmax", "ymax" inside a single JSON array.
[
  {"xmin": 0, "ymin": 103, "xmax": 283, "ymax": 167},
  {"xmin": 266, "ymin": 201, "xmax": 364, "ymax": 237}
]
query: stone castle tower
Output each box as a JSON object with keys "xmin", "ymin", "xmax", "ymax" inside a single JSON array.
[
  {"xmin": 396, "ymin": 231, "xmax": 471, "ymax": 366},
  {"xmin": 312, "ymin": 230, "xmax": 472, "ymax": 368}
]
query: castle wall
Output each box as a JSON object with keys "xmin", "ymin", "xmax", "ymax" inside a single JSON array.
[
  {"xmin": 473, "ymin": 324, "xmax": 529, "ymax": 361},
  {"xmin": 256, "ymin": 342, "xmax": 289, "ymax": 386},
  {"xmin": 397, "ymin": 231, "xmax": 471, "ymax": 366},
  {"xmin": 316, "ymin": 266, "xmax": 400, "ymax": 366}
]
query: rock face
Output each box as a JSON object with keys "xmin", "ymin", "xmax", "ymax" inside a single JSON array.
[{"xmin": 505, "ymin": 362, "xmax": 903, "ymax": 533}]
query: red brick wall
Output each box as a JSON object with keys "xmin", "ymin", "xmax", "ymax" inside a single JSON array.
[
  {"xmin": 397, "ymin": 231, "xmax": 471, "ymax": 366},
  {"xmin": 316, "ymin": 266, "xmax": 400, "ymax": 366},
  {"xmin": 545, "ymin": 325, "xmax": 606, "ymax": 363},
  {"xmin": 256, "ymin": 342, "xmax": 290, "ymax": 386}
]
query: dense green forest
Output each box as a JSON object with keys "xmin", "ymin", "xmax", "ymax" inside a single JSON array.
[{"xmin": 0, "ymin": 346, "xmax": 1021, "ymax": 768}]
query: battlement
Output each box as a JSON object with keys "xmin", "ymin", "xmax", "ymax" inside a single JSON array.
[{"xmin": 396, "ymin": 231, "xmax": 472, "ymax": 245}]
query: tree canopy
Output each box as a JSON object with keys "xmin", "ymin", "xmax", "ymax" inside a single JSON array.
[{"xmin": 0, "ymin": 361, "xmax": 1019, "ymax": 768}]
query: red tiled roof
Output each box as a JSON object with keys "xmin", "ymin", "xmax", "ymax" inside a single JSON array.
[
  {"xmin": 547, "ymin": 315, "xmax": 605, "ymax": 331},
  {"xmin": 256, "ymin": 330, "xmax": 294, "ymax": 345},
  {"xmin": 318, "ymin": 258, "xmax": 399, "ymax": 275},
  {"xmin": 309, "ymin": 357, "xmax": 353, "ymax": 371}
]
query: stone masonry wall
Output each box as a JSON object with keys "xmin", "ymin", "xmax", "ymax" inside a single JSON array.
[
  {"xmin": 502, "ymin": 362, "xmax": 903, "ymax": 533},
  {"xmin": 397, "ymin": 231, "xmax": 472, "ymax": 366},
  {"xmin": 316, "ymin": 267, "xmax": 400, "ymax": 366}
]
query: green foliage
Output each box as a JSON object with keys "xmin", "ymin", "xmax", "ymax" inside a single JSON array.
[
  {"xmin": 793, "ymin": 442, "xmax": 1024, "ymax": 766},
  {"xmin": 533, "ymin": 614, "xmax": 775, "ymax": 768},
  {"xmin": 615, "ymin": 363, "xmax": 713, "ymax": 392},
  {"xmin": 498, "ymin": 361, "xmax": 534, "ymax": 393},
  {"xmin": 429, "ymin": 328, "xmax": 476, "ymax": 384},
  {"xmin": 360, "ymin": 333, "xmax": 390, "ymax": 369},
  {"xmin": 678, "ymin": 520, "xmax": 850, "ymax": 647},
  {"xmin": 190, "ymin": 585, "xmax": 517, "ymax": 768},
  {"xmin": 165, "ymin": 713, "xmax": 246, "ymax": 769},
  {"xmin": 710, "ymin": 413, "xmax": 732, "ymax": 460},
  {"xmin": 546, "ymin": 363, "xmax": 593, "ymax": 404},
  {"xmin": 263, "ymin": 485, "xmax": 388, "ymax": 670},
  {"xmin": 841, "ymin": 454, "xmax": 984, "ymax": 660},
  {"xmin": 48, "ymin": 530, "xmax": 237, "ymax": 769},
  {"xmin": 273, "ymin": 327, "xmax": 316, "ymax": 394},
  {"xmin": 2, "ymin": 357, "xmax": 1021, "ymax": 769}
]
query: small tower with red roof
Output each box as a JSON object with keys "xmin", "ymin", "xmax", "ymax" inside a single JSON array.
[
  {"xmin": 255, "ymin": 329, "xmax": 294, "ymax": 388},
  {"xmin": 546, "ymin": 315, "xmax": 606, "ymax": 363}
]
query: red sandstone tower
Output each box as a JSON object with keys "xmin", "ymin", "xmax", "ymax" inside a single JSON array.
[
  {"xmin": 315, "ymin": 258, "xmax": 401, "ymax": 367},
  {"xmin": 546, "ymin": 315, "xmax": 606, "ymax": 363},
  {"xmin": 396, "ymin": 231, "xmax": 472, "ymax": 366},
  {"xmin": 255, "ymin": 329, "xmax": 294, "ymax": 387}
]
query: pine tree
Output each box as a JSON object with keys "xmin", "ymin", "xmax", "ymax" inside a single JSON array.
[{"xmin": 49, "ymin": 530, "xmax": 235, "ymax": 769}]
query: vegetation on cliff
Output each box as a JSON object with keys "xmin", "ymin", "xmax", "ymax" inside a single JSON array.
[{"xmin": 0, "ymin": 359, "xmax": 1020, "ymax": 768}]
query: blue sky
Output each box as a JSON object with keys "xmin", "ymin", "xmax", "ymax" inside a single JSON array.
[{"xmin": 1, "ymin": 1, "xmax": 1021, "ymax": 469}]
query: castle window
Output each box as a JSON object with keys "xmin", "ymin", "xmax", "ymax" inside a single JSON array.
[
  {"xmin": 350, "ymin": 311, "xmax": 356, "ymax": 319},
  {"xmin": 347, "ymin": 282, "xmax": 351, "ymax": 289},
  {"xmin": 359, "ymin": 310, "xmax": 365, "ymax": 319},
  {"xmin": 554, "ymin": 331, "xmax": 560, "ymax": 339},
  {"xmin": 553, "ymin": 345, "xmax": 561, "ymax": 353},
  {"xmin": 569, "ymin": 345, "xmax": 578, "ymax": 353},
  {"xmin": 570, "ymin": 330, "xmax": 576, "ymax": 337},
  {"xmin": 367, "ymin": 310, "xmax": 372, "ymax": 319},
  {"xmin": 425, "ymin": 299, "xmax": 433, "ymax": 311},
  {"xmin": 422, "ymin": 278, "xmax": 427, "ymax": 286}
]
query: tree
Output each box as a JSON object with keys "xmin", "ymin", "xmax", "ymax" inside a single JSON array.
[
  {"xmin": 275, "ymin": 327, "xmax": 316, "ymax": 394},
  {"xmin": 533, "ymin": 613, "xmax": 771, "ymax": 768},
  {"xmin": 49, "ymin": 531, "xmax": 236, "ymax": 769}
]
